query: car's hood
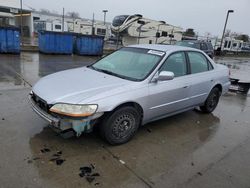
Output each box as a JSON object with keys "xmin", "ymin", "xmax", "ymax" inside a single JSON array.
[{"xmin": 32, "ymin": 67, "xmax": 132, "ymax": 104}]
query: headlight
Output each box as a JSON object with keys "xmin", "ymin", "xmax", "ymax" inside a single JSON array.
[{"xmin": 49, "ymin": 103, "xmax": 98, "ymax": 117}]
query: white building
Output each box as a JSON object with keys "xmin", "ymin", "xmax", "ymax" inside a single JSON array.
[{"xmin": 0, "ymin": 0, "xmax": 110, "ymax": 38}]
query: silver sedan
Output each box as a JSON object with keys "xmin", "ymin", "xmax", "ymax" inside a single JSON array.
[{"xmin": 29, "ymin": 45, "xmax": 230, "ymax": 145}]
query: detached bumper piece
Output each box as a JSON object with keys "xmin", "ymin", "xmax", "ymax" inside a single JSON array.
[{"xmin": 230, "ymin": 79, "xmax": 250, "ymax": 94}]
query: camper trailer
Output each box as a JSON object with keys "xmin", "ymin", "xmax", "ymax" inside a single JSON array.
[
  {"xmin": 34, "ymin": 20, "xmax": 68, "ymax": 33},
  {"xmin": 73, "ymin": 19, "xmax": 109, "ymax": 39},
  {"xmin": 111, "ymin": 14, "xmax": 183, "ymax": 46},
  {"xmin": 223, "ymin": 38, "xmax": 244, "ymax": 52}
]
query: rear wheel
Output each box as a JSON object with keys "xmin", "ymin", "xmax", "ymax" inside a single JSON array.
[
  {"xmin": 100, "ymin": 106, "xmax": 140, "ymax": 145},
  {"xmin": 200, "ymin": 87, "xmax": 220, "ymax": 113}
]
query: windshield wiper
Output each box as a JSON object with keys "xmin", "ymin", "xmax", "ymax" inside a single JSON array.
[
  {"xmin": 98, "ymin": 69, "xmax": 116, "ymax": 76},
  {"xmin": 89, "ymin": 66, "xmax": 140, "ymax": 81}
]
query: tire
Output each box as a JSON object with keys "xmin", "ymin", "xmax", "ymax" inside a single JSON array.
[
  {"xmin": 100, "ymin": 106, "xmax": 140, "ymax": 145},
  {"xmin": 200, "ymin": 87, "xmax": 220, "ymax": 113}
]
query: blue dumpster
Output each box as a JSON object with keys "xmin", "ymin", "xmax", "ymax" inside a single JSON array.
[
  {"xmin": 0, "ymin": 26, "xmax": 20, "ymax": 54},
  {"xmin": 39, "ymin": 31, "xmax": 73, "ymax": 54},
  {"xmin": 74, "ymin": 35, "xmax": 104, "ymax": 56}
]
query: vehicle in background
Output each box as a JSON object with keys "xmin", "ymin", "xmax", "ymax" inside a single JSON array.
[
  {"xmin": 111, "ymin": 14, "xmax": 183, "ymax": 46},
  {"xmin": 29, "ymin": 45, "xmax": 230, "ymax": 145},
  {"xmin": 176, "ymin": 40, "xmax": 214, "ymax": 58}
]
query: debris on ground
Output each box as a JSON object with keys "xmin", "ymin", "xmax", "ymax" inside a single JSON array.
[
  {"xmin": 90, "ymin": 163, "xmax": 95, "ymax": 169},
  {"xmin": 53, "ymin": 151, "xmax": 63, "ymax": 157},
  {"xmin": 2, "ymin": 118, "xmax": 5, "ymax": 121},
  {"xmin": 119, "ymin": 159, "xmax": 126, "ymax": 165},
  {"xmin": 49, "ymin": 151, "xmax": 65, "ymax": 166},
  {"xmin": 191, "ymin": 162, "xmax": 194, "ymax": 166},
  {"xmin": 27, "ymin": 160, "xmax": 33, "ymax": 164},
  {"xmin": 40, "ymin": 148, "xmax": 51, "ymax": 153},
  {"xmin": 86, "ymin": 176, "xmax": 95, "ymax": 183},
  {"xmin": 79, "ymin": 164, "xmax": 100, "ymax": 184},
  {"xmin": 56, "ymin": 159, "xmax": 65, "ymax": 166},
  {"xmin": 146, "ymin": 128, "xmax": 152, "ymax": 133},
  {"xmin": 197, "ymin": 172, "xmax": 203, "ymax": 176}
]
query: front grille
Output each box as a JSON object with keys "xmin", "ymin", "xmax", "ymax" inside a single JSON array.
[{"xmin": 31, "ymin": 93, "xmax": 50, "ymax": 113}]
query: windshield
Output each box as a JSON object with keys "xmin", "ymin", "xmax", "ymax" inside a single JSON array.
[
  {"xmin": 176, "ymin": 41, "xmax": 200, "ymax": 49},
  {"xmin": 112, "ymin": 15, "xmax": 129, "ymax": 27},
  {"xmin": 91, "ymin": 48, "xmax": 164, "ymax": 81}
]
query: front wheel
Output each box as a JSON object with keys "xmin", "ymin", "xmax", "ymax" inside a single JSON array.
[
  {"xmin": 200, "ymin": 87, "xmax": 220, "ymax": 113},
  {"xmin": 100, "ymin": 106, "xmax": 140, "ymax": 145}
]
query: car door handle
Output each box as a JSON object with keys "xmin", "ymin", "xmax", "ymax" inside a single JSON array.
[
  {"xmin": 210, "ymin": 79, "xmax": 214, "ymax": 82},
  {"xmin": 183, "ymin": 85, "xmax": 189, "ymax": 89}
]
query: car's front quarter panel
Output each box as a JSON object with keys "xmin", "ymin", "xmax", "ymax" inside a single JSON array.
[{"xmin": 86, "ymin": 82, "xmax": 149, "ymax": 116}]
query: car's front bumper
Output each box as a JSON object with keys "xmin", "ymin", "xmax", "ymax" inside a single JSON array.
[
  {"xmin": 29, "ymin": 95, "xmax": 60, "ymax": 127},
  {"xmin": 28, "ymin": 95, "xmax": 104, "ymax": 136}
]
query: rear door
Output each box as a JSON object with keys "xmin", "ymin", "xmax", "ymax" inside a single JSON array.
[{"xmin": 186, "ymin": 51, "xmax": 215, "ymax": 106}]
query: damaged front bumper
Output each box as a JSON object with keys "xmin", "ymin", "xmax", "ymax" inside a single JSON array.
[{"xmin": 28, "ymin": 95, "xmax": 103, "ymax": 137}]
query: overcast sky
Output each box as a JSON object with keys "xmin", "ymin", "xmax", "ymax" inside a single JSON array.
[{"xmin": 26, "ymin": 0, "xmax": 249, "ymax": 37}]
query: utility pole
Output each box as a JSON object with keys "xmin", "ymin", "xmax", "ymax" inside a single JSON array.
[
  {"xmin": 62, "ymin": 8, "xmax": 65, "ymax": 32},
  {"xmin": 92, "ymin": 13, "xmax": 95, "ymax": 35},
  {"xmin": 220, "ymin": 10, "xmax": 234, "ymax": 51},
  {"xmin": 20, "ymin": 0, "xmax": 23, "ymax": 44},
  {"xmin": 102, "ymin": 10, "xmax": 108, "ymax": 25}
]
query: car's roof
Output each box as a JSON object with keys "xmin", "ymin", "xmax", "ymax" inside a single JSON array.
[
  {"xmin": 128, "ymin": 44, "xmax": 200, "ymax": 52},
  {"xmin": 179, "ymin": 40, "xmax": 212, "ymax": 44}
]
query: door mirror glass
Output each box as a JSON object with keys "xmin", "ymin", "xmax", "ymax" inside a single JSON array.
[{"xmin": 157, "ymin": 71, "xmax": 174, "ymax": 81}]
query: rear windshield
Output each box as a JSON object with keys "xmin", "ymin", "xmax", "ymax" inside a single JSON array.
[{"xmin": 176, "ymin": 41, "xmax": 200, "ymax": 49}]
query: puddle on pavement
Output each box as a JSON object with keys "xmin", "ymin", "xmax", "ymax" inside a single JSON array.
[{"xmin": 0, "ymin": 53, "xmax": 99, "ymax": 89}]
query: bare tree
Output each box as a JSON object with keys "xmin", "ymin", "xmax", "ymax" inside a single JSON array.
[
  {"xmin": 40, "ymin": 9, "xmax": 51, "ymax": 14},
  {"xmin": 183, "ymin": 28, "xmax": 196, "ymax": 37},
  {"xmin": 236, "ymin": 34, "xmax": 249, "ymax": 42},
  {"xmin": 67, "ymin": 12, "xmax": 80, "ymax": 19},
  {"xmin": 224, "ymin": 29, "xmax": 231, "ymax": 37}
]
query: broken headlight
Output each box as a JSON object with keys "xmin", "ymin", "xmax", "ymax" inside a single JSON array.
[{"xmin": 49, "ymin": 103, "xmax": 98, "ymax": 117}]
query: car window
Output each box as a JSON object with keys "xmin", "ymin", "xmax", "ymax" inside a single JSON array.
[
  {"xmin": 207, "ymin": 42, "xmax": 213, "ymax": 50},
  {"xmin": 176, "ymin": 41, "xmax": 200, "ymax": 49},
  {"xmin": 160, "ymin": 52, "xmax": 187, "ymax": 77},
  {"xmin": 188, "ymin": 52, "xmax": 210, "ymax": 74},
  {"xmin": 201, "ymin": 43, "xmax": 208, "ymax": 50}
]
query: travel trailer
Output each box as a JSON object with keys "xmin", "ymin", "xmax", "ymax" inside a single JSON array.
[
  {"xmin": 73, "ymin": 19, "xmax": 109, "ymax": 39},
  {"xmin": 111, "ymin": 14, "xmax": 183, "ymax": 46},
  {"xmin": 34, "ymin": 20, "xmax": 68, "ymax": 33},
  {"xmin": 223, "ymin": 37, "xmax": 244, "ymax": 52}
]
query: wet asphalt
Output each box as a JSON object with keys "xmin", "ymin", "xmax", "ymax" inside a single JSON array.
[{"xmin": 0, "ymin": 53, "xmax": 250, "ymax": 188}]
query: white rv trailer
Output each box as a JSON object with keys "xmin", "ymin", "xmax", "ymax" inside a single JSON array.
[
  {"xmin": 111, "ymin": 14, "xmax": 183, "ymax": 46},
  {"xmin": 223, "ymin": 37, "xmax": 244, "ymax": 52},
  {"xmin": 33, "ymin": 20, "xmax": 68, "ymax": 33},
  {"xmin": 73, "ymin": 19, "xmax": 109, "ymax": 39}
]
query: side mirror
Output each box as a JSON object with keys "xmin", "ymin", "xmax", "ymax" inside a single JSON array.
[{"xmin": 157, "ymin": 71, "xmax": 174, "ymax": 81}]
